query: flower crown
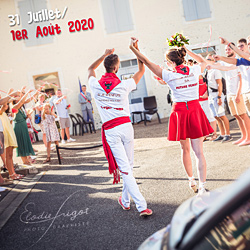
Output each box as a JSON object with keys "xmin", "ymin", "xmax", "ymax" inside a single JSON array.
[{"xmin": 167, "ymin": 33, "xmax": 189, "ymax": 47}]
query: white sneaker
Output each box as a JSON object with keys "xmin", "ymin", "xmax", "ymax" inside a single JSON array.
[
  {"xmin": 0, "ymin": 187, "xmax": 6, "ymax": 192},
  {"xmin": 61, "ymin": 140, "xmax": 66, "ymax": 144},
  {"xmin": 198, "ymin": 182, "xmax": 207, "ymax": 196},
  {"xmin": 67, "ymin": 138, "xmax": 76, "ymax": 142},
  {"xmin": 189, "ymin": 178, "xmax": 198, "ymax": 193},
  {"xmin": 197, "ymin": 186, "xmax": 206, "ymax": 196},
  {"xmin": 51, "ymin": 146, "xmax": 55, "ymax": 151}
]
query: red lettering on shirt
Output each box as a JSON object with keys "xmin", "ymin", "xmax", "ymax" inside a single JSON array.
[
  {"xmin": 188, "ymin": 83, "xmax": 198, "ymax": 87},
  {"xmin": 101, "ymin": 106, "xmax": 123, "ymax": 111},
  {"xmin": 176, "ymin": 85, "xmax": 187, "ymax": 89}
]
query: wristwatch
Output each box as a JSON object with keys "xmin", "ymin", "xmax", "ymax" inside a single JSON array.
[{"xmin": 218, "ymin": 96, "xmax": 221, "ymax": 99}]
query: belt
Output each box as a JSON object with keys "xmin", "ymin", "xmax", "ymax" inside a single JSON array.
[{"xmin": 209, "ymin": 87, "xmax": 218, "ymax": 92}]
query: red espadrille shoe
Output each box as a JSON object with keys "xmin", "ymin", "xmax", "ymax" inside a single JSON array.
[
  {"xmin": 118, "ymin": 196, "xmax": 130, "ymax": 210},
  {"xmin": 140, "ymin": 208, "xmax": 153, "ymax": 216}
]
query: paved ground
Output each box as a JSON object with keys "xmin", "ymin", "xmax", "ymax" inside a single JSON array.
[{"xmin": 0, "ymin": 116, "xmax": 249, "ymax": 250}]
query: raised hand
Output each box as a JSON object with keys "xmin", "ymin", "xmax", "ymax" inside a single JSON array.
[
  {"xmin": 104, "ymin": 48, "xmax": 115, "ymax": 57},
  {"xmin": 206, "ymin": 65, "xmax": 213, "ymax": 70},
  {"xmin": 21, "ymin": 86, "xmax": 26, "ymax": 93},
  {"xmin": 8, "ymin": 88, "xmax": 14, "ymax": 94},
  {"xmin": 130, "ymin": 37, "xmax": 139, "ymax": 50},
  {"xmin": 129, "ymin": 37, "xmax": 137, "ymax": 49},
  {"xmin": 219, "ymin": 37, "xmax": 229, "ymax": 45},
  {"xmin": 213, "ymin": 54, "xmax": 221, "ymax": 61}
]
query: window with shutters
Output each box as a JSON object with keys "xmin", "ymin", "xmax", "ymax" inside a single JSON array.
[
  {"xmin": 101, "ymin": 0, "xmax": 134, "ymax": 34},
  {"xmin": 192, "ymin": 46, "xmax": 216, "ymax": 57},
  {"xmin": 18, "ymin": 0, "xmax": 53, "ymax": 47},
  {"xmin": 120, "ymin": 59, "xmax": 137, "ymax": 68},
  {"xmin": 182, "ymin": 0, "xmax": 211, "ymax": 21}
]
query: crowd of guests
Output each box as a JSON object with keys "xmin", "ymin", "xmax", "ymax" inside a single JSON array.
[{"xmin": 0, "ymin": 86, "xmax": 79, "ymax": 192}]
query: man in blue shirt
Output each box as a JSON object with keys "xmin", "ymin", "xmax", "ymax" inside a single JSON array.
[
  {"xmin": 215, "ymin": 37, "xmax": 250, "ymax": 66},
  {"xmin": 237, "ymin": 58, "xmax": 250, "ymax": 66},
  {"xmin": 214, "ymin": 38, "xmax": 250, "ymax": 119}
]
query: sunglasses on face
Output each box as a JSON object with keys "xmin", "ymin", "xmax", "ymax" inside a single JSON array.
[{"xmin": 238, "ymin": 45, "xmax": 244, "ymax": 48}]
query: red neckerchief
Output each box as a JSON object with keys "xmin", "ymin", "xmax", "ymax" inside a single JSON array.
[
  {"xmin": 98, "ymin": 73, "xmax": 121, "ymax": 94},
  {"xmin": 175, "ymin": 64, "xmax": 190, "ymax": 75}
]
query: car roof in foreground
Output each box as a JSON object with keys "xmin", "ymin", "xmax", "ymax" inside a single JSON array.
[{"xmin": 169, "ymin": 168, "xmax": 250, "ymax": 250}]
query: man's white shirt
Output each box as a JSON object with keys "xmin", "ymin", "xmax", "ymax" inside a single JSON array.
[
  {"xmin": 220, "ymin": 61, "xmax": 241, "ymax": 96},
  {"xmin": 89, "ymin": 76, "xmax": 136, "ymax": 123}
]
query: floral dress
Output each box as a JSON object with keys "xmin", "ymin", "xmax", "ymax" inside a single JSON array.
[{"xmin": 43, "ymin": 114, "xmax": 60, "ymax": 142}]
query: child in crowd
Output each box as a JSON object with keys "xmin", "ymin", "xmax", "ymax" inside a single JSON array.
[
  {"xmin": 26, "ymin": 109, "xmax": 38, "ymax": 163},
  {"xmin": 42, "ymin": 104, "xmax": 61, "ymax": 163},
  {"xmin": 26, "ymin": 109, "xmax": 35, "ymax": 143}
]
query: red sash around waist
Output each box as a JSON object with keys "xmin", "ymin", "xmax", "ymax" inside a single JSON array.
[{"xmin": 102, "ymin": 116, "xmax": 131, "ymax": 184}]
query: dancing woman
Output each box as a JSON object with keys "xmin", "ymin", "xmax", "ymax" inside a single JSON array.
[{"xmin": 130, "ymin": 39, "xmax": 213, "ymax": 194}]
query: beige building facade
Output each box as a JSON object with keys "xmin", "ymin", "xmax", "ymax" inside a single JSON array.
[{"xmin": 0, "ymin": 0, "xmax": 249, "ymax": 129}]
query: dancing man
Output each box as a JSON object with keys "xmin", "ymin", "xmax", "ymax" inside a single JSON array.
[
  {"xmin": 129, "ymin": 38, "xmax": 213, "ymax": 195},
  {"xmin": 87, "ymin": 40, "xmax": 152, "ymax": 216}
]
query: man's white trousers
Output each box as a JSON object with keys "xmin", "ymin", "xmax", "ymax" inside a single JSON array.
[{"xmin": 105, "ymin": 123, "xmax": 147, "ymax": 212}]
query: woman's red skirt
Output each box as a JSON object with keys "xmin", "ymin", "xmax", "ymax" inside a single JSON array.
[{"xmin": 168, "ymin": 100, "xmax": 214, "ymax": 141}]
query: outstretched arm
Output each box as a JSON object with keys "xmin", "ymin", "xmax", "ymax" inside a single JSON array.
[
  {"xmin": 88, "ymin": 49, "xmax": 115, "ymax": 79},
  {"xmin": 55, "ymin": 95, "xmax": 67, "ymax": 105},
  {"xmin": 206, "ymin": 62, "xmax": 237, "ymax": 71},
  {"xmin": 13, "ymin": 89, "xmax": 33, "ymax": 110},
  {"xmin": 220, "ymin": 37, "xmax": 250, "ymax": 61},
  {"xmin": 0, "ymin": 94, "xmax": 13, "ymax": 105},
  {"xmin": 184, "ymin": 46, "xmax": 207, "ymax": 72},
  {"xmin": 213, "ymin": 54, "xmax": 237, "ymax": 65},
  {"xmin": 129, "ymin": 38, "xmax": 145, "ymax": 84},
  {"xmin": 184, "ymin": 46, "xmax": 206, "ymax": 63},
  {"xmin": 0, "ymin": 88, "xmax": 20, "ymax": 105},
  {"xmin": 24, "ymin": 87, "xmax": 42, "ymax": 104},
  {"xmin": 129, "ymin": 40, "xmax": 162, "ymax": 79}
]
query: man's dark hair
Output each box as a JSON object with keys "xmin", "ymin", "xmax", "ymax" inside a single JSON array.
[
  {"xmin": 104, "ymin": 54, "xmax": 119, "ymax": 73},
  {"xmin": 82, "ymin": 85, "xmax": 86, "ymax": 87},
  {"xmin": 238, "ymin": 38, "xmax": 247, "ymax": 44}
]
